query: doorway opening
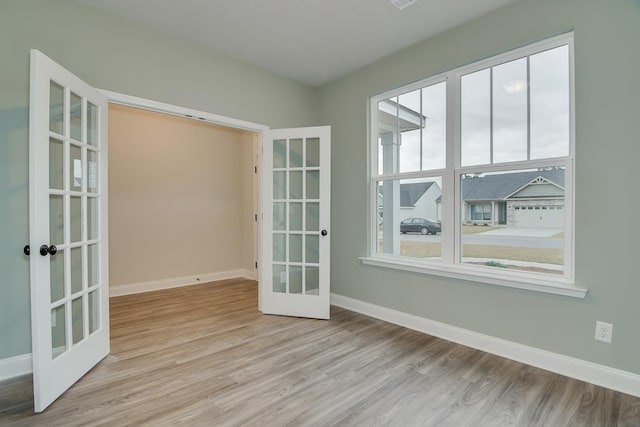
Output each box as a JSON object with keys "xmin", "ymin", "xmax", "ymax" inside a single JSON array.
[{"xmin": 107, "ymin": 103, "xmax": 261, "ymax": 297}]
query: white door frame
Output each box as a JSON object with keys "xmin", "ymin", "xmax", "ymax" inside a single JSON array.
[{"xmin": 100, "ymin": 90, "xmax": 269, "ymax": 309}]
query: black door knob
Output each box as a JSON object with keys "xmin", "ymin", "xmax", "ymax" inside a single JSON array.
[
  {"xmin": 23, "ymin": 245, "xmax": 30, "ymax": 256},
  {"xmin": 321, "ymin": 229, "xmax": 328, "ymax": 236},
  {"xmin": 39, "ymin": 245, "xmax": 58, "ymax": 256}
]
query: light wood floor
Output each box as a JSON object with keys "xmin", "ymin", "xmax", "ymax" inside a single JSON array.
[{"xmin": 1, "ymin": 279, "xmax": 639, "ymax": 426}]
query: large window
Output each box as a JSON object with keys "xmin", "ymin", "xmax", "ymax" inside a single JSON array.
[{"xmin": 366, "ymin": 34, "xmax": 580, "ymax": 296}]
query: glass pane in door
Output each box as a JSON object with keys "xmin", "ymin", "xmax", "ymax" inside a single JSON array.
[
  {"xmin": 289, "ymin": 203, "xmax": 302, "ymax": 231},
  {"xmin": 306, "ymin": 171, "xmax": 319, "ymax": 200},
  {"xmin": 306, "ymin": 138, "xmax": 319, "ymax": 167},
  {"xmin": 70, "ymin": 144, "xmax": 82, "ymax": 191},
  {"xmin": 88, "ymin": 244, "xmax": 99, "ymax": 287},
  {"xmin": 70, "ymin": 92, "xmax": 82, "ymax": 141},
  {"xmin": 273, "ymin": 171, "xmax": 286, "ymax": 200},
  {"xmin": 273, "ymin": 140, "xmax": 286, "ymax": 168},
  {"xmin": 50, "ymin": 81, "xmax": 64, "ymax": 135},
  {"xmin": 49, "ymin": 138, "xmax": 64, "ymax": 190},
  {"xmin": 88, "ymin": 150, "xmax": 98, "ymax": 193},
  {"xmin": 290, "ymin": 139, "xmax": 303, "ymax": 168},
  {"xmin": 273, "ymin": 264, "xmax": 286, "ymax": 293},
  {"xmin": 70, "ymin": 247, "xmax": 82, "ymax": 294},
  {"xmin": 289, "ymin": 266, "xmax": 303, "ymax": 294},
  {"xmin": 289, "ymin": 234, "xmax": 302, "ymax": 262},
  {"xmin": 87, "ymin": 197, "xmax": 98, "ymax": 240},
  {"xmin": 306, "ymin": 235, "xmax": 319, "ymax": 263},
  {"xmin": 273, "ymin": 234, "xmax": 286, "ymax": 262},
  {"xmin": 70, "ymin": 196, "xmax": 82, "ymax": 243},
  {"xmin": 50, "ymin": 252, "xmax": 65, "ymax": 303},
  {"xmin": 289, "ymin": 171, "xmax": 302, "ymax": 199},
  {"xmin": 306, "ymin": 267, "xmax": 319, "ymax": 295},
  {"xmin": 71, "ymin": 297, "xmax": 84, "ymax": 344},
  {"xmin": 306, "ymin": 203, "xmax": 319, "ymax": 231},
  {"xmin": 87, "ymin": 102, "xmax": 98, "ymax": 146},
  {"xmin": 273, "ymin": 203, "xmax": 286, "ymax": 231},
  {"xmin": 88, "ymin": 290, "xmax": 100, "ymax": 334},
  {"xmin": 50, "ymin": 195, "xmax": 64, "ymax": 246},
  {"xmin": 51, "ymin": 304, "xmax": 66, "ymax": 359}
]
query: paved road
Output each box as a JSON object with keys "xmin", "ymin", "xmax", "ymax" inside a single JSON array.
[{"xmin": 397, "ymin": 233, "xmax": 563, "ymax": 249}]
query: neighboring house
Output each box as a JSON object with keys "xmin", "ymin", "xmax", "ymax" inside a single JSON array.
[
  {"xmin": 399, "ymin": 181, "xmax": 441, "ymax": 221},
  {"xmin": 378, "ymin": 181, "xmax": 442, "ymax": 223},
  {"xmin": 460, "ymin": 169, "xmax": 565, "ymax": 228}
]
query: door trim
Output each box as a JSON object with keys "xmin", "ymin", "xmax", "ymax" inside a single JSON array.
[{"xmin": 100, "ymin": 90, "xmax": 269, "ymax": 133}]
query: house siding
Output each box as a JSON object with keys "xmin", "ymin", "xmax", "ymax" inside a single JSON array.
[
  {"xmin": 400, "ymin": 183, "xmax": 441, "ymax": 221},
  {"xmin": 512, "ymin": 183, "xmax": 564, "ymax": 199}
]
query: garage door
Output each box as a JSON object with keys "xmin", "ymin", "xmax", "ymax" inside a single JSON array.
[{"xmin": 513, "ymin": 205, "xmax": 564, "ymax": 228}]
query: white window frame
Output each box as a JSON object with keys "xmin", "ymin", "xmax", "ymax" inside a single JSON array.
[{"xmin": 362, "ymin": 33, "xmax": 585, "ymax": 298}]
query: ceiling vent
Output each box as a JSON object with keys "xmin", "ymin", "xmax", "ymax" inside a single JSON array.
[{"xmin": 390, "ymin": 0, "xmax": 419, "ymax": 10}]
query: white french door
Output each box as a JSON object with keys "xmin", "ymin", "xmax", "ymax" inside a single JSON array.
[
  {"xmin": 260, "ymin": 127, "xmax": 331, "ymax": 319},
  {"xmin": 28, "ymin": 50, "xmax": 109, "ymax": 412}
]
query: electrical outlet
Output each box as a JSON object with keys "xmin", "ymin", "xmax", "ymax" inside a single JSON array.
[{"xmin": 595, "ymin": 321, "xmax": 613, "ymax": 343}]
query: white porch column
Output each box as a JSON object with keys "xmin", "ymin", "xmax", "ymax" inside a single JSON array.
[
  {"xmin": 381, "ymin": 131, "xmax": 400, "ymax": 255},
  {"xmin": 491, "ymin": 201, "xmax": 496, "ymax": 226}
]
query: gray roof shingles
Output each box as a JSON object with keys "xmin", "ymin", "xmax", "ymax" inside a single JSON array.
[
  {"xmin": 462, "ymin": 169, "xmax": 564, "ymax": 201},
  {"xmin": 400, "ymin": 182, "xmax": 434, "ymax": 207},
  {"xmin": 378, "ymin": 182, "xmax": 435, "ymax": 207}
]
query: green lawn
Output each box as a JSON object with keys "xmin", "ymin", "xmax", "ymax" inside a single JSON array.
[
  {"xmin": 378, "ymin": 224, "xmax": 564, "ymax": 272},
  {"xmin": 394, "ymin": 241, "xmax": 561, "ymax": 264},
  {"xmin": 379, "ymin": 240, "xmax": 563, "ymax": 274}
]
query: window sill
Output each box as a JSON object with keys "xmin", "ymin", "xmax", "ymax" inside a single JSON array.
[{"xmin": 359, "ymin": 255, "xmax": 587, "ymax": 298}]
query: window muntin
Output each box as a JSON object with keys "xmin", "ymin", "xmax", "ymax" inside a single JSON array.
[{"xmin": 370, "ymin": 34, "xmax": 574, "ymax": 286}]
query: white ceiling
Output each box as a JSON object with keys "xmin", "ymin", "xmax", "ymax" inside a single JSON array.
[{"xmin": 76, "ymin": 0, "xmax": 518, "ymax": 86}]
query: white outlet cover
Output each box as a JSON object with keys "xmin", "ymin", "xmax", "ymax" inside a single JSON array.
[{"xmin": 595, "ymin": 321, "xmax": 613, "ymax": 343}]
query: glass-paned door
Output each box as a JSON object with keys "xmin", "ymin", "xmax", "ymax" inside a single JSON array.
[
  {"xmin": 261, "ymin": 127, "xmax": 331, "ymax": 319},
  {"xmin": 29, "ymin": 50, "xmax": 109, "ymax": 412}
]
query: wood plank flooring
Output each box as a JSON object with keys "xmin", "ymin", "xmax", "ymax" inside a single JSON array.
[{"xmin": 1, "ymin": 279, "xmax": 639, "ymax": 426}]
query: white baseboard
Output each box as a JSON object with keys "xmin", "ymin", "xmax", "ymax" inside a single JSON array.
[
  {"xmin": 0, "ymin": 353, "xmax": 32, "ymax": 381},
  {"xmin": 110, "ymin": 269, "xmax": 256, "ymax": 297},
  {"xmin": 330, "ymin": 293, "xmax": 640, "ymax": 398}
]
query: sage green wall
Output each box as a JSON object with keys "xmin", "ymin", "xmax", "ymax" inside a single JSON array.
[
  {"xmin": 0, "ymin": 0, "xmax": 319, "ymax": 359},
  {"xmin": 319, "ymin": 0, "xmax": 640, "ymax": 374}
]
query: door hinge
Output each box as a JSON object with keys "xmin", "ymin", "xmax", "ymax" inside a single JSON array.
[
  {"xmin": 254, "ymin": 166, "xmax": 257, "ymax": 174},
  {"xmin": 254, "ymin": 214, "xmax": 258, "ymax": 222},
  {"xmin": 255, "ymin": 261, "xmax": 258, "ymax": 269}
]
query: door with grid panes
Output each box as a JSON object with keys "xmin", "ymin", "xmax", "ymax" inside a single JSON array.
[
  {"xmin": 261, "ymin": 127, "xmax": 331, "ymax": 319},
  {"xmin": 28, "ymin": 50, "xmax": 109, "ymax": 412}
]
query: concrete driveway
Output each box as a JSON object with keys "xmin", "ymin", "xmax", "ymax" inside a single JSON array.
[{"xmin": 477, "ymin": 227, "xmax": 562, "ymax": 238}]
